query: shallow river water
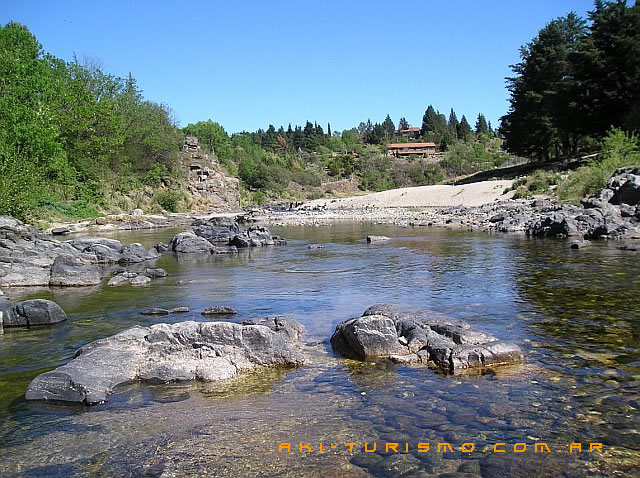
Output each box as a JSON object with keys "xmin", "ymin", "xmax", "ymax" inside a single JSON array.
[{"xmin": 0, "ymin": 223, "xmax": 638, "ymax": 477}]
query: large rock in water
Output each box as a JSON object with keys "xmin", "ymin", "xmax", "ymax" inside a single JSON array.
[
  {"xmin": 25, "ymin": 316, "xmax": 305, "ymax": 404},
  {"xmin": 0, "ymin": 299, "xmax": 67, "ymax": 327},
  {"xmin": 164, "ymin": 217, "xmax": 286, "ymax": 253},
  {"xmin": 49, "ymin": 254, "xmax": 102, "ymax": 286},
  {"xmin": 331, "ymin": 305, "xmax": 523, "ymax": 372}
]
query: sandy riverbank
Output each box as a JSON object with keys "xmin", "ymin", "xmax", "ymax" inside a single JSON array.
[{"xmin": 303, "ymin": 179, "xmax": 515, "ymax": 209}]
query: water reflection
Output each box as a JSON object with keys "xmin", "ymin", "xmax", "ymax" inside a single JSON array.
[{"xmin": 0, "ymin": 223, "xmax": 638, "ymax": 476}]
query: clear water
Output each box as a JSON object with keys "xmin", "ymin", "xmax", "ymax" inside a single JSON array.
[{"xmin": 0, "ymin": 224, "xmax": 638, "ymax": 477}]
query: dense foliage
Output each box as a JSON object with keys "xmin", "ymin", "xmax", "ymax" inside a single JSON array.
[
  {"xmin": 501, "ymin": 1, "xmax": 640, "ymax": 161},
  {"xmin": 0, "ymin": 22, "xmax": 182, "ymax": 221}
]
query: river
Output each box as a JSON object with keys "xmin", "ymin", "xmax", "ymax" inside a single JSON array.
[{"xmin": 0, "ymin": 223, "xmax": 638, "ymax": 477}]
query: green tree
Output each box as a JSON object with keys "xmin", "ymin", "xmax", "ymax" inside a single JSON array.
[
  {"xmin": 183, "ymin": 120, "xmax": 232, "ymax": 159},
  {"xmin": 457, "ymin": 115, "xmax": 473, "ymax": 142},
  {"xmin": 0, "ymin": 22, "xmax": 69, "ymax": 218},
  {"xmin": 576, "ymin": 1, "xmax": 640, "ymax": 135},
  {"xmin": 448, "ymin": 109, "xmax": 459, "ymax": 140},
  {"xmin": 420, "ymin": 105, "xmax": 439, "ymax": 140},
  {"xmin": 501, "ymin": 13, "xmax": 587, "ymax": 160},
  {"xmin": 382, "ymin": 114, "xmax": 395, "ymax": 141},
  {"xmin": 475, "ymin": 113, "xmax": 489, "ymax": 135}
]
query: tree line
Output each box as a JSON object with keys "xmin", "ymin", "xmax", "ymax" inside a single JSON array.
[
  {"xmin": 500, "ymin": 0, "xmax": 640, "ymax": 161},
  {"xmin": 0, "ymin": 20, "xmax": 512, "ymax": 218}
]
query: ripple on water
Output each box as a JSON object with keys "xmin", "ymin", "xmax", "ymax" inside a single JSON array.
[{"xmin": 0, "ymin": 224, "xmax": 638, "ymax": 476}]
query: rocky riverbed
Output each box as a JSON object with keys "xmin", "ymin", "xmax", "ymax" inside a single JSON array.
[
  {"xmin": 0, "ymin": 215, "xmax": 284, "ymax": 288},
  {"xmin": 252, "ymin": 167, "xmax": 640, "ymax": 244},
  {"xmin": 0, "ymin": 221, "xmax": 638, "ymax": 477}
]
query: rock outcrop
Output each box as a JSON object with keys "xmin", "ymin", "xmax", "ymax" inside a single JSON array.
[
  {"xmin": 518, "ymin": 167, "xmax": 639, "ymax": 239},
  {"xmin": 182, "ymin": 136, "xmax": 240, "ymax": 212},
  {"xmin": 0, "ymin": 299, "xmax": 67, "ymax": 328},
  {"xmin": 0, "ymin": 216, "xmax": 160, "ymax": 287},
  {"xmin": 25, "ymin": 316, "xmax": 305, "ymax": 404},
  {"xmin": 331, "ymin": 305, "xmax": 523, "ymax": 372},
  {"xmin": 163, "ymin": 216, "xmax": 286, "ymax": 254}
]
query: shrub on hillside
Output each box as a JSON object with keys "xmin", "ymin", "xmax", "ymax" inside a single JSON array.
[{"xmin": 556, "ymin": 129, "xmax": 640, "ymax": 203}]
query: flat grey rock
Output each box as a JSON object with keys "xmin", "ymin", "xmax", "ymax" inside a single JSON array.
[
  {"xmin": 49, "ymin": 255, "xmax": 101, "ymax": 287},
  {"xmin": 25, "ymin": 317, "xmax": 305, "ymax": 404}
]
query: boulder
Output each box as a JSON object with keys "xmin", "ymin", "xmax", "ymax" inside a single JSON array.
[
  {"xmin": 191, "ymin": 216, "xmax": 240, "ymax": 243},
  {"xmin": 108, "ymin": 267, "xmax": 164, "ymax": 287},
  {"xmin": 332, "ymin": 315, "xmax": 406, "ymax": 358},
  {"xmin": 1, "ymin": 299, "xmax": 67, "ymax": 328},
  {"xmin": 49, "ymin": 254, "xmax": 102, "ymax": 287},
  {"xmin": 331, "ymin": 305, "xmax": 523, "ymax": 372},
  {"xmin": 130, "ymin": 275, "xmax": 151, "ymax": 287},
  {"xmin": 25, "ymin": 317, "xmax": 305, "ymax": 404},
  {"xmin": 169, "ymin": 307, "xmax": 190, "ymax": 313},
  {"xmin": 119, "ymin": 243, "xmax": 160, "ymax": 264},
  {"xmin": 170, "ymin": 232, "xmax": 214, "ymax": 253},
  {"xmin": 609, "ymin": 168, "xmax": 640, "ymax": 206},
  {"xmin": 142, "ymin": 267, "xmax": 168, "ymax": 278},
  {"xmin": 527, "ymin": 210, "xmax": 579, "ymax": 237},
  {"xmin": 107, "ymin": 274, "xmax": 133, "ymax": 287}
]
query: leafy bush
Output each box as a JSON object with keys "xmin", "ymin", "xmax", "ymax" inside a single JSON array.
[
  {"xmin": 440, "ymin": 142, "xmax": 507, "ymax": 177},
  {"xmin": 146, "ymin": 163, "xmax": 169, "ymax": 186},
  {"xmin": 556, "ymin": 129, "xmax": 640, "ymax": 203},
  {"xmin": 290, "ymin": 169, "xmax": 322, "ymax": 186},
  {"xmin": 155, "ymin": 189, "xmax": 188, "ymax": 212},
  {"xmin": 251, "ymin": 191, "xmax": 267, "ymax": 206},
  {"xmin": 505, "ymin": 170, "xmax": 561, "ymax": 199}
]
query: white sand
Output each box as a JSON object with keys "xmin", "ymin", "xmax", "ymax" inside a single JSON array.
[{"xmin": 303, "ymin": 180, "xmax": 514, "ymax": 209}]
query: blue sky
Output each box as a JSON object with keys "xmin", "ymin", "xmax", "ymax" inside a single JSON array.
[{"xmin": 3, "ymin": 1, "xmax": 596, "ymax": 134}]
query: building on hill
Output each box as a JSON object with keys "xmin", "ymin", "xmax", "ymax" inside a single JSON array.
[
  {"xmin": 396, "ymin": 127, "xmax": 421, "ymax": 139},
  {"xmin": 386, "ymin": 142, "xmax": 437, "ymax": 157}
]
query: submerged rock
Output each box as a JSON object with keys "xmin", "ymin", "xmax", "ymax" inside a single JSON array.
[
  {"xmin": 108, "ymin": 267, "xmax": 167, "ymax": 287},
  {"xmin": 331, "ymin": 304, "xmax": 523, "ymax": 372},
  {"xmin": 25, "ymin": 317, "xmax": 305, "ymax": 404},
  {"xmin": 202, "ymin": 305, "xmax": 237, "ymax": 316},
  {"xmin": 0, "ymin": 299, "xmax": 67, "ymax": 328},
  {"xmin": 140, "ymin": 308, "xmax": 170, "ymax": 315},
  {"xmin": 366, "ymin": 235, "xmax": 391, "ymax": 243},
  {"xmin": 140, "ymin": 306, "xmax": 189, "ymax": 315}
]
